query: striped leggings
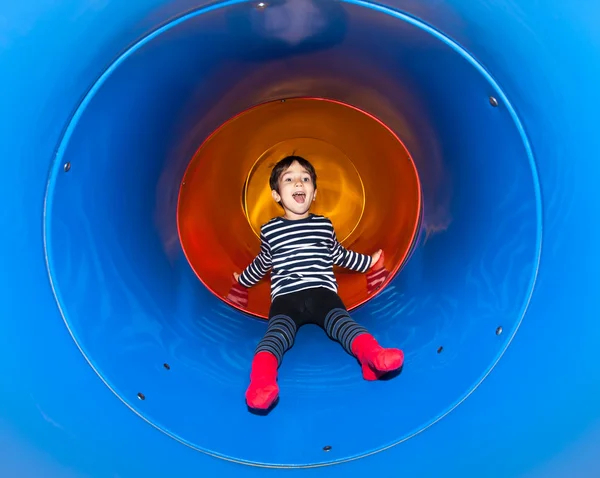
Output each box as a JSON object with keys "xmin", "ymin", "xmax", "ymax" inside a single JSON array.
[{"xmin": 255, "ymin": 287, "xmax": 368, "ymax": 365}]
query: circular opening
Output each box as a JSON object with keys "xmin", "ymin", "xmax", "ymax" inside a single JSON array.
[
  {"xmin": 243, "ymin": 137, "xmax": 365, "ymax": 244},
  {"xmin": 44, "ymin": 0, "xmax": 540, "ymax": 469},
  {"xmin": 177, "ymin": 98, "xmax": 421, "ymax": 318}
]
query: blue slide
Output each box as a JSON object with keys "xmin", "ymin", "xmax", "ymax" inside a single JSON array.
[{"xmin": 1, "ymin": 1, "xmax": 599, "ymax": 476}]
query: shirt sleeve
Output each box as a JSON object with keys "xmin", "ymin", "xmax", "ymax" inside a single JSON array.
[
  {"xmin": 238, "ymin": 229, "xmax": 272, "ymax": 287},
  {"xmin": 330, "ymin": 222, "xmax": 372, "ymax": 272}
]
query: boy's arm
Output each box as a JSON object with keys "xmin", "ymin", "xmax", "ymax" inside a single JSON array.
[
  {"xmin": 237, "ymin": 230, "xmax": 272, "ymax": 288},
  {"xmin": 330, "ymin": 226, "xmax": 373, "ymax": 273}
]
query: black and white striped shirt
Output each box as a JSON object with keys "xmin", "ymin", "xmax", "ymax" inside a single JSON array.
[{"xmin": 239, "ymin": 214, "xmax": 372, "ymax": 300}]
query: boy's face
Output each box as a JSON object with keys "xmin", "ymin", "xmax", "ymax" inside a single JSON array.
[{"xmin": 271, "ymin": 161, "xmax": 317, "ymax": 219}]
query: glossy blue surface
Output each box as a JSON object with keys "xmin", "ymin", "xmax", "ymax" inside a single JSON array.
[{"xmin": 1, "ymin": 0, "xmax": 599, "ymax": 477}]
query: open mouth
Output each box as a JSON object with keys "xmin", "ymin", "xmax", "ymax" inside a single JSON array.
[{"xmin": 292, "ymin": 191, "xmax": 306, "ymax": 203}]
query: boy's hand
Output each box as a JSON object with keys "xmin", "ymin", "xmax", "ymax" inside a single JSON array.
[
  {"xmin": 227, "ymin": 273, "xmax": 248, "ymax": 308},
  {"xmin": 370, "ymin": 249, "xmax": 383, "ymax": 268}
]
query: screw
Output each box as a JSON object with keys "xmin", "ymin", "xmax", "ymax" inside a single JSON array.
[
  {"xmin": 323, "ymin": 445, "xmax": 332, "ymax": 452},
  {"xmin": 163, "ymin": 363, "xmax": 171, "ymax": 370},
  {"xmin": 64, "ymin": 162, "xmax": 71, "ymax": 172},
  {"xmin": 137, "ymin": 392, "xmax": 146, "ymax": 400},
  {"xmin": 496, "ymin": 326, "xmax": 503, "ymax": 336},
  {"xmin": 489, "ymin": 96, "xmax": 499, "ymax": 107},
  {"xmin": 256, "ymin": 2, "xmax": 267, "ymax": 8},
  {"xmin": 437, "ymin": 346, "xmax": 443, "ymax": 354}
]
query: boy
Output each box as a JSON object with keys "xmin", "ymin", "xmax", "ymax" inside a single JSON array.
[{"xmin": 234, "ymin": 155, "xmax": 404, "ymax": 410}]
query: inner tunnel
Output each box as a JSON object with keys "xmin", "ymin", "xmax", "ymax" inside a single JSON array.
[
  {"xmin": 44, "ymin": 0, "xmax": 540, "ymax": 468},
  {"xmin": 178, "ymin": 97, "xmax": 421, "ymax": 318}
]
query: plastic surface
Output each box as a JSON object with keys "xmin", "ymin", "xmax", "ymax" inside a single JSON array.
[
  {"xmin": 178, "ymin": 97, "xmax": 420, "ymax": 318},
  {"xmin": 1, "ymin": 0, "xmax": 599, "ymax": 477}
]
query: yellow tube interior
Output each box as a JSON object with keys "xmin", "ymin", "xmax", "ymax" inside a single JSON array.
[{"xmin": 178, "ymin": 98, "xmax": 421, "ymax": 318}]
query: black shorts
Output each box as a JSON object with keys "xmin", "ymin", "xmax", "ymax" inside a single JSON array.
[{"xmin": 268, "ymin": 286, "xmax": 348, "ymax": 329}]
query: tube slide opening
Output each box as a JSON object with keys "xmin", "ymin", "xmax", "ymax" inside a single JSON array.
[
  {"xmin": 177, "ymin": 97, "xmax": 421, "ymax": 318},
  {"xmin": 44, "ymin": 0, "xmax": 540, "ymax": 468}
]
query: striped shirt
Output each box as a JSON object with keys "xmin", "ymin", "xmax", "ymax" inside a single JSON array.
[{"xmin": 239, "ymin": 214, "xmax": 372, "ymax": 300}]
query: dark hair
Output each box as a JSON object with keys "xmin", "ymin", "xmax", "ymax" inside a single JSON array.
[{"xmin": 269, "ymin": 155, "xmax": 317, "ymax": 192}]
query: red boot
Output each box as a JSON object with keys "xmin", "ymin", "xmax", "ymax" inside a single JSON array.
[
  {"xmin": 351, "ymin": 334, "xmax": 404, "ymax": 380},
  {"xmin": 245, "ymin": 351, "xmax": 279, "ymax": 409}
]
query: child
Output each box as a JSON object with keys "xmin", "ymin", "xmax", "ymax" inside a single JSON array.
[{"xmin": 234, "ymin": 155, "xmax": 404, "ymax": 410}]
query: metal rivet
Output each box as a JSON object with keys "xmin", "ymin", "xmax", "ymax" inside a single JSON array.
[
  {"xmin": 64, "ymin": 162, "xmax": 71, "ymax": 172},
  {"xmin": 163, "ymin": 363, "xmax": 171, "ymax": 370},
  {"xmin": 323, "ymin": 445, "xmax": 332, "ymax": 452},
  {"xmin": 256, "ymin": 2, "xmax": 267, "ymax": 8},
  {"xmin": 280, "ymin": 99, "xmax": 286, "ymax": 103},
  {"xmin": 437, "ymin": 346, "xmax": 443, "ymax": 354},
  {"xmin": 496, "ymin": 326, "xmax": 503, "ymax": 336},
  {"xmin": 489, "ymin": 96, "xmax": 499, "ymax": 107},
  {"xmin": 137, "ymin": 392, "xmax": 145, "ymax": 400}
]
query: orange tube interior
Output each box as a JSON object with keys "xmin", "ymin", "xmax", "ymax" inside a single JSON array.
[{"xmin": 177, "ymin": 98, "xmax": 421, "ymax": 319}]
